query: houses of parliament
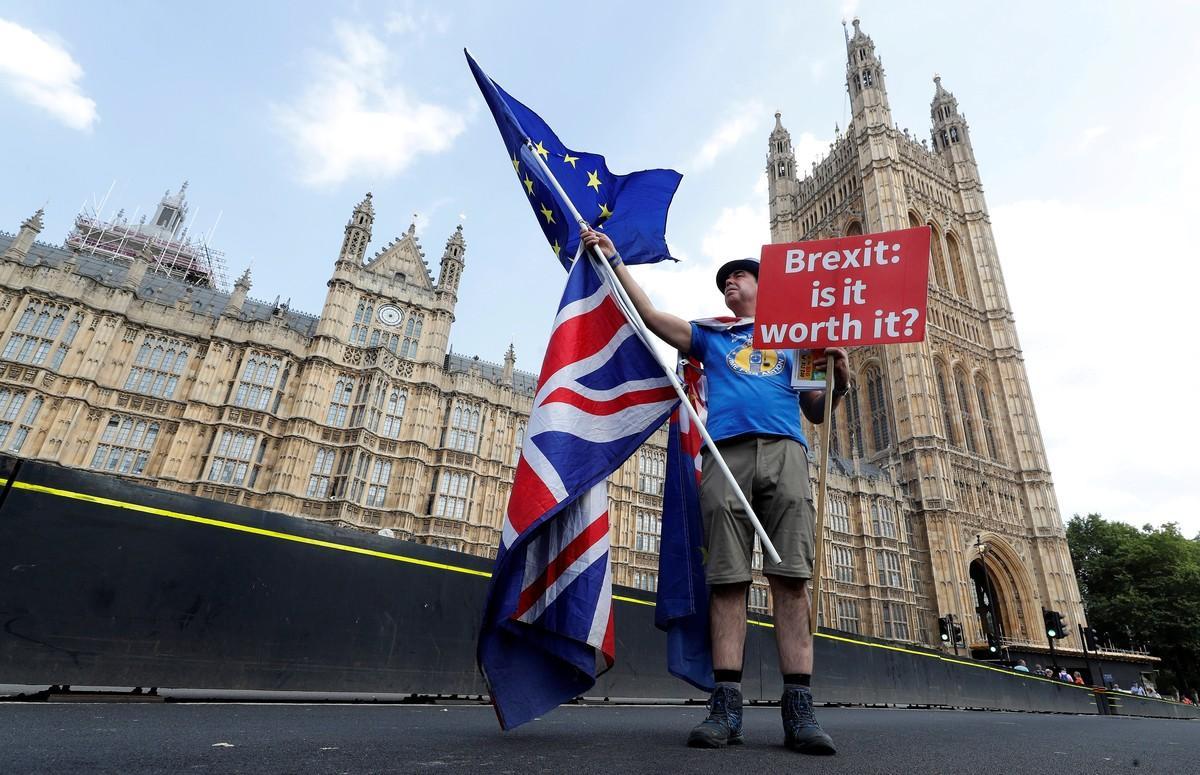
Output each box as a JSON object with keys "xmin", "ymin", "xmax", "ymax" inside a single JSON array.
[{"xmin": 0, "ymin": 20, "xmax": 1085, "ymax": 655}]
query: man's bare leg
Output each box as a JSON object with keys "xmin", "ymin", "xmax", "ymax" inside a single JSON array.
[
  {"xmin": 768, "ymin": 575, "xmax": 835, "ymax": 755},
  {"xmin": 767, "ymin": 575, "xmax": 812, "ymax": 674},
  {"xmin": 710, "ymin": 581, "xmax": 751, "ymax": 670},
  {"xmin": 688, "ymin": 581, "xmax": 751, "ymax": 748}
]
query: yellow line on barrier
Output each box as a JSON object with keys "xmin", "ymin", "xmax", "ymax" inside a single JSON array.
[
  {"xmin": 0, "ymin": 473, "xmax": 1165, "ymax": 702},
  {"xmin": 7, "ymin": 479, "xmax": 492, "ymax": 579}
]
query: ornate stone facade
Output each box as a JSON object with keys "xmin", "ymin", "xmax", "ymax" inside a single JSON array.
[
  {"xmin": 769, "ymin": 20, "xmax": 1087, "ymax": 651},
  {"xmin": 0, "ymin": 190, "xmax": 682, "ymax": 605}
]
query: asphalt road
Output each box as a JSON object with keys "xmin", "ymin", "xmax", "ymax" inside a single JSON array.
[{"xmin": 2, "ymin": 701, "xmax": 1195, "ymax": 774}]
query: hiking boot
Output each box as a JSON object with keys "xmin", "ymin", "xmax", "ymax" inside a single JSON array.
[
  {"xmin": 687, "ymin": 685, "xmax": 744, "ymax": 748},
  {"xmin": 781, "ymin": 686, "xmax": 836, "ymax": 755}
]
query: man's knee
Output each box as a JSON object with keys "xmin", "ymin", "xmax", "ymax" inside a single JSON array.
[
  {"xmin": 767, "ymin": 575, "xmax": 809, "ymax": 599},
  {"xmin": 710, "ymin": 581, "xmax": 751, "ymax": 602}
]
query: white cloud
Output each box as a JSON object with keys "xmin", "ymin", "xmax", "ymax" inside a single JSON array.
[
  {"xmin": 274, "ymin": 21, "xmax": 466, "ymax": 187},
  {"xmin": 1077, "ymin": 125, "xmax": 1108, "ymax": 151},
  {"xmin": 0, "ymin": 18, "xmax": 96, "ymax": 131},
  {"xmin": 689, "ymin": 101, "xmax": 765, "ymax": 172},
  {"xmin": 791, "ymin": 130, "xmax": 833, "ymax": 170},
  {"xmin": 385, "ymin": 6, "xmax": 451, "ymax": 38},
  {"xmin": 992, "ymin": 198, "xmax": 1200, "ymax": 535}
]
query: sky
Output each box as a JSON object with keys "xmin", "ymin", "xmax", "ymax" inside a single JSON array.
[{"xmin": 1, "ymin": 0, "xmax": 1197, "ymax": 536}]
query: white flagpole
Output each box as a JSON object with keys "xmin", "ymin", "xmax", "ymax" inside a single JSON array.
[{"xmin": 524, "ymin": 141, "xmax": 782, "ymax": 564}]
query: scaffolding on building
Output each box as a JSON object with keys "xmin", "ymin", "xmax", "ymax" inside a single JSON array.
[{"xmin": 64, "ymin": 183, "xmax": 229, "ymax": 291}]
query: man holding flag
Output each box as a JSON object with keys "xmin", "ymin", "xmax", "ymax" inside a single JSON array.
[{"xmin": 582, "ymin": 228, "xmax": 848, "ymax": 755}]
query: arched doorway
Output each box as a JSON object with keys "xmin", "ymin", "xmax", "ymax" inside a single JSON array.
[
  {"xmin": 970, "ymin": 534, "xmax": 1040, "ymax": 645},
  {"xmin": 970, "ymin": 559, "xmax": 1005, "ymax": 645}
]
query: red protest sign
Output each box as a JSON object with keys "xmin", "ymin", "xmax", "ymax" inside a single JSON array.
[{"xmin": 754, "ymin": 226, "xmax": 931, "ymax": 348}]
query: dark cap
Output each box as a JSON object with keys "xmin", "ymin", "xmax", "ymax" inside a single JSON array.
[{"xmin": 715, "ymin": 258, "xmax": 760, "ymax": 290}]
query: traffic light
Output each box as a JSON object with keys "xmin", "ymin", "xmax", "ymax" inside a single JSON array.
[
  {"xmin": 938, "ymin": 616, "xmax": 952, "ymax": 643},
  {"xmin": 986, "ymin": 630, "xmax": 1001, "ymax": 655},
  {"xmin": 1043, "ymin": 609, "xmax": 1067, "ymax": 640},
  {"xmin": 1083, "ymin": 626, "xmax": 1100, "ymax": 651},
  {"xmin": 952, "ymin": 622, "xmax": 964, "ymax": 645}
]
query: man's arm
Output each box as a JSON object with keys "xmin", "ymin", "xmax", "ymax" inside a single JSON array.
[
  {"xmin": 800, "ymin": 347, "xmax": 850, "ymax": 424},
  {"xmin": 581, "ymin": 228, "xmax": 692, "ymax": 353}
]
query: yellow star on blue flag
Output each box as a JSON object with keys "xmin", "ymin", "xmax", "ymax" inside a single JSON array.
[{"xmin": 467, "ymin": 50, "xmax": 682, "ymax": 271}]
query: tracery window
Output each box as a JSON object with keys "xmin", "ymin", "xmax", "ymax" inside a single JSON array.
[
  {"xmin": 954, "ymin": 369, "xmax": 978, "ymax": 454},
  {"xmin": 0, "ymin": 388, "xmax": 43, "ymax": 453},
  {"xmin": 876, "ymin": 550, "xmax": 903, "ymax": 588},
  {"xmin": 235, "ymin": 353, "xmax": 285, "ymax": 412},
  {"xmin": 447, "ymin": 404, "xmax": 481, "ymax": 452},
  {"xmin": 638, "ymin": 449, "xmax": 666, "ymax": 496},
  {"xmin": 833, "ymin": 545, "xmax": 855, "ymax": 583},
  {"xmin": 865, "ymin": 366, "xmax": 891, "ymax": 454},
  {"xmin": 208, "ymin": 430, "xmax": 257, "ymax": 485},
  {"xmin": 635, "ymin": 511, "xmax": 661, "ymax": 554},
  {"xmin": 836, "ymin": 599, "xmax": 860, "ymax": 634},
  {"xmin": 946, "ymin": 233, "xmax": 970, "ymax": 301},
  {"xmin": 307, "ymin": 447, "xmax": 335, "ymax": 498},
  {"xmin": 401, "ymin": 314, "xmax": 423, "ymax": 358},
  {"xmin": 125, "ymin": 333, "xmax": 190, "ymax": 398},
  {"xmin": 434, "ymin": 471, "xmax": 471, "ymax": 519},
  {"xmin": 326, "ymin": 376, "xmax": 355, "ymax": 427},
  {"xmin": 975, "ymin": 376, "xmax": 1000, "ymax": 460},
  {"xmin": 935, "ymin": 361, "xmax": 958, "ymax": 446},
  {"xmin": 90, "ymin": 414, "xmax": 160, "ymax": 476},
  {"xmin": 1, "ymin": 300, "xmax": 79, "ymax": 369},
  {"xmin": 881, "ymin": 602, "xmax": 910, "ymax": 640}
]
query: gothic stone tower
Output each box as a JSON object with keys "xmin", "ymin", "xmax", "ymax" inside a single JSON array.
[{"xmin": 768, "ymin": 19, "xmax": 1086, "ymax": 652}]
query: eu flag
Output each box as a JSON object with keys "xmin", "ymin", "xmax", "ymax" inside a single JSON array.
[{"xmin": 466, "ymin": 50, "xmax": 682, "ymax": 270}]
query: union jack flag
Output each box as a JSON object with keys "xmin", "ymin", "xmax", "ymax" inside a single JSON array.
[{"xmin": 478, "ymin": 254, "xmax": 678, "ymax": 730}]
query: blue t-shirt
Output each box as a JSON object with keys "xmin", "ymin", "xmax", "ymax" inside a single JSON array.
[{"xmin": 689, "ymin": 322, "xmax": 808, "ymax": 449}]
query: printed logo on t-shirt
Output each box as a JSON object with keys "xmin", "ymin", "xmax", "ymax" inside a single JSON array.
[{"xmin": 726, "ymin": 336, "xmax": 785, "ymax": 377}]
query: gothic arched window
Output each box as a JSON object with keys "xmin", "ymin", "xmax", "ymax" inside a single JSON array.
[
  {"xmin": 954, "ymin": 368, "xmax": 978, "ymax": 454},
  {"xmin": 844, "ymin": 380, "xmax": 865, "ymax": 458},
  {"xmin": 946, "ymin": 232, "xmax": 971, "ymax": 302},
  {"xmin": 935, "ymin": 360, "xmax": 958, "ymax": 446},
  {"xmin": 975, "ymin": 376, "xmax": 1001, "ymax": 461},
  {"xmin": 864, "ymin": 366, "xmax": 891, "ymax": 454},
  {"xmin": 928, "ymin": 223, "xmax": 950, "ymax": 291}
]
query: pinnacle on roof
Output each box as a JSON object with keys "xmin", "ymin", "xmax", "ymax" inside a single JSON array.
[
  {"xmin": 23, "ymin": 208, "xmax": 45, "ymax": 231},
  {"xmin": 770, "ymin": 111, "xmax": 790, "ymax": 139},
  {"xmin": 235, "ymin": 266, "xmax": 252, "ymax": 290}
]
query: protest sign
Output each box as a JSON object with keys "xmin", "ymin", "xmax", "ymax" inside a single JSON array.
[{"xmin": 755, "ymin": 226, "xmax": 931, "ymax": 348}]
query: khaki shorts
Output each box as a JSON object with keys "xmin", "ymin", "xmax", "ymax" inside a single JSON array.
[{"xmin": 700, "ymin": 436, "xmax": 815, "ymax": 585}]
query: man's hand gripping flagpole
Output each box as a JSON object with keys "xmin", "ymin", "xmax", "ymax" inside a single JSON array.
[{"xmin": 525, "ymin": 140, "xmax": 782, "ymax": 565}]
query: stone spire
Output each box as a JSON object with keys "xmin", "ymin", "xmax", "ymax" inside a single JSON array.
[
  {"xmin": 502, "ymin": 342, "xmax": 516, "ymax": 385},
  {"xmin": 3, "ymin": 209, "xmax": 44, "ymax": 261},
  {"xmin": 339, "ymin": 192, "xmax": 374, "ymax": 264},
  {"xmin": 436, "ymin": 224, "xmax": 466, "ymax": 298},
  {"xmin": 123, "ymin": 245, "xmax": 152, "ymax": 291},
  {"xmin": 766, "ymin": 113, "xmax": 800, "ymax": 241},
  {"xmin": 845, "ymin": 18, "xmax": 892, "ymax": 129},
  {"xmin": 225, "ymin": 267, "xmax": 252, "ymax": 317},
  {"xmin": 930, "ymin": 75, "xmax": 979, "ymax": 182}
]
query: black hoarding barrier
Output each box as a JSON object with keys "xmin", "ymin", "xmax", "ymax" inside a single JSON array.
[{"xmin": 2, "ymin": 457, "xmax": 1198, "ymax": 720}]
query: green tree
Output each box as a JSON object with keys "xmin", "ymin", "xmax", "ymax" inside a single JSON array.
[{"xmin": 1067, "ymin": 514, "xmax": 1200, "ymax": 693}]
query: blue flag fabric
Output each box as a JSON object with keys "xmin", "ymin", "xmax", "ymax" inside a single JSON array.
[
  {"xmin": 654, "ymin": 360, "xmax": 714, "ymax": 692},
  {"xmin": 466, "ymin": 50, "xmax": 682, "ymax": 270},
  {"xmin": 656, "ymin": 417, "xmax": 714, "ymax": 692}
]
